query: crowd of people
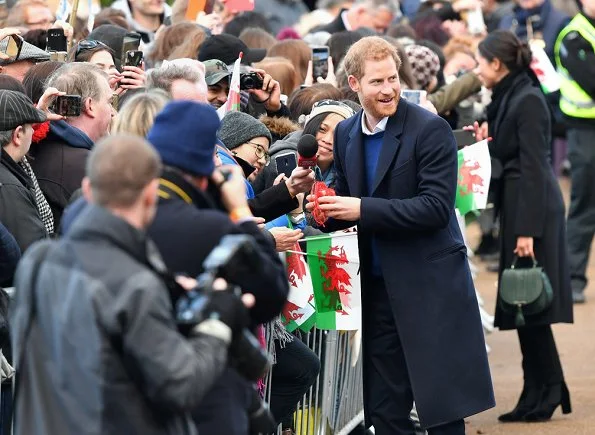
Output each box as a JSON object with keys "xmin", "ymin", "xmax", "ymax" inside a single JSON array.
[{"xmin": 0, "ymin": 0, "xmax": 593, "ymax": 432}]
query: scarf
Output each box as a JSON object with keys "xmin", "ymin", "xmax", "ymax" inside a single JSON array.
[{"xmin": 486, "ymin": 70, "xmax": 524, "ymax": 126}]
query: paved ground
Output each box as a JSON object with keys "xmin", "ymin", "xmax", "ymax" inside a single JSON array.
[{"xmin": 465, "ymin": 179, "xmax": 595, "ymax": 435}]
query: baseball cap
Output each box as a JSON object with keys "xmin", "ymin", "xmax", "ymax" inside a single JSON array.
[
  {"xmin": 0, "ymin": 90, "xmax": 47, "ymax": 130},
  {"xmin": 203, "ymin": 59, "xmax": 231, "ymax": 86},
  {"xmin": 0, "ymin": 39, "xmax": 50, "ymax": 66},
  {"xmin": 198, "ymin": 34, "xmax": 266, "ymax": 65}
]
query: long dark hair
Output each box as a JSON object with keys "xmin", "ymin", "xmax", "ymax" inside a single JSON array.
[
  {"xmin": 478, "ymin": 30, "xmax": 532, "ymax": 73},
  {"xmin": 302, "ymin": 113, "xmax": 330, "ymax": 138}
]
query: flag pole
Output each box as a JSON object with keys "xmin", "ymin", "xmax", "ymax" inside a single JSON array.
[{"xmin": 68, "ymin": 0, "xmax": 80, "ymax": 50}]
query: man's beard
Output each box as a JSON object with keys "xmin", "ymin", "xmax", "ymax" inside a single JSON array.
[{"xmin": 362, "ymin": 94, "xmax": 399, "ymax": 122}]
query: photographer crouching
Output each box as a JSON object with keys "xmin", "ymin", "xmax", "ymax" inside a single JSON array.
[
  {"xmin": 145, "ymin": 101, "xmax": 289, "ymax": 435},
  {"xmin": 10, "ymin": 134, "xmax": 254, "ymax": 435}
]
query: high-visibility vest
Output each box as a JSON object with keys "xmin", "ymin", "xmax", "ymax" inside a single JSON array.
[{"xmin": 554, "ymin": 14, "xmax": 595, "ymax": 118}]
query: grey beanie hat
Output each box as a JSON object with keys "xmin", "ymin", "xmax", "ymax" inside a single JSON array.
[{"xmin": 218, "ymin": 111, "xmax": 272, "ymax": 150}]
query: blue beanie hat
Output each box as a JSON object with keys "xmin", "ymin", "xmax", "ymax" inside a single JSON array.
[{"xmin": 147, "ymin": 101, "xmax": 220, "ymax": 177}]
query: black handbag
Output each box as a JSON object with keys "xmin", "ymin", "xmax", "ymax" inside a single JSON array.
[{"xmin": 499, "ymin": 255, "xmax": 553, "ymax": 327}]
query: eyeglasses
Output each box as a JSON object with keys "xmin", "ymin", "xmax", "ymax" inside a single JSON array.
[
  {"xmin": 76, "ymin": 40, "xmax": 109, "ymax": 57},
  {"xmin": 246, "ymin": 141, "xmax": 270, "ymax": 165}
]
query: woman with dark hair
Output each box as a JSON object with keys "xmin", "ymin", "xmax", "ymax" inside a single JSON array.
[
  {"xmin": 471, "ymin": 29, "xmax": 573, "ymax": 423},
  {"xmin": 68, "ymin": 39, "xmax": 145, "ymax": 93}
]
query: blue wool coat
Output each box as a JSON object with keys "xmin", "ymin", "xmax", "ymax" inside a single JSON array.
[{"xmin": 329, "ymin": 99, "xmax": 495, "ymax": 428}]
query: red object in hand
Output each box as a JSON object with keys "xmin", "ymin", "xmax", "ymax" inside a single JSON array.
[{"xmin": 311, "ymin": 181, "xmax": 335, "ymax": 226}]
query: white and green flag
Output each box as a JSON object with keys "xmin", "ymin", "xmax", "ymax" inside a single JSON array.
[
  {"xmin": 281, "ymin": 243, "xmax": 316, "ymax": 332},
  {"xmin": 306, "ymin": 231, "xmax": 361, "ymax": 331},
  {"xmin": 456, "ymin": 139, "xmax": 492, "ymax": 215}
]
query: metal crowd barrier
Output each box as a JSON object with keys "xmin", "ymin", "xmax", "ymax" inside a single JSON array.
[{"xmin": 264, "ymin": 328, "xmax": 365, "ymax": 435}]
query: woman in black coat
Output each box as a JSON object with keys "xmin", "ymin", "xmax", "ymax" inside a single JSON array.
[{"xmin": 471, "ymin": 30, "xmax": 573, "ymax": 423}]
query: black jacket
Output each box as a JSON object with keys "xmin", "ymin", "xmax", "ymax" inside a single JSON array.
[
  {"xmin": 0, "ymin": 149, "xmax": 47, "ymax": 256},
  {"xmin": 311, "ymin": 9, "xmax": 348, "ymax": 33},
  {"xmin": 149, "ymin": 169, "xmax": 289, "ymax": 325},
  {"xmin": 0, "ymin": 221, "xmax": 20, "ymax": 287},
  {"xmin": 488, "ymin": 71, "xmax": 573, "ymax": 329},
  {"xmin": 11, "ymin": 204, "xmax": 230, "ymax": 435},
  {"xmin": 29, "ymin": 120, "xmax": 94, "ymax": 227}
]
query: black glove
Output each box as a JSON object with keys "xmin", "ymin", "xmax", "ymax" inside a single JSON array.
[{"xmin": 202, "ymin": 291, "xmax": 250, "ymax": 337}]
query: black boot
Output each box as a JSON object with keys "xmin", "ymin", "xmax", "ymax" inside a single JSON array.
[
  {"xmin": 498, "ymin": 385, "xmax": 541, "ymax": 422},
  {"xmin": 523, "ymin": 382, "xmax": 571, "ymax": 422}
]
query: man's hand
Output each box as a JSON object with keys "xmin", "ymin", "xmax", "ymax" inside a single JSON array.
[
  {"xmin": 286, "ymin": 167, "xmax": 315, "ymax": 197},
  {"xmin": 514, "ymin": 236, "xmax": 534, "ymax": 258},
  {"xmin": 37, "ymin": 87, "xmax": 66, "ymax": 121},
  {"xmin": 120, "ymin": 65, "xmax": 146, "ymax": 89},
  {"xmin": 51, "ymin": 20, "xmax": 74, "ymax": 42},
  {"xmin": 269, "ymin": 227, "xmax": 303, "ymax": 252},
  {"xmin": 463, "ymin": 121, "xmax": 489, "ymax": 142},
  {"xmin": 249, "ymin": 69, "xmax": 282, "ymax": 113},
  {"xmin": 314, "ymin": 196, "xmax": 361, "ymax": 221},
  {"xmin": 211, "ymin": 165, "xmax": 251, "ymax": 213}
]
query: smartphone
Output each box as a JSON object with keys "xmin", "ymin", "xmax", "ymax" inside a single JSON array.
[
  {"xmin": 51, "ymin": 95, "xmax": 82, "ymax": 117},
  {"xmin": 401, "ymin": 90, "xmax": 427, "ymax": 105},
  {"xmin": 124, "ymin": 50, "xmax": 143, "ymax": 67},
  {"xmin": 121, "ymin": 32, "xmax": 141, "ymax": 65},
  {"xmin": 46, "ymin": 28, "xmax": 67, "ymax": 52},
  {"xmin": 312, "ymin": 46, "xmax": 329, "ymax": 80},
  {"xmin": 1, "ymin": 34, "xmax": 23, "ymax": 61},
  {"xmin": 275, "ymin": 152, "xmax": 297, "ymax": 178},
  {"xmin": 452, "ymin": 129, "xmax": 477, "ymax": 149}
]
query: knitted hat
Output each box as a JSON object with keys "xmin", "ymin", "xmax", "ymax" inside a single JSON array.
[
  {"xmin": 405, "ymin": 44, "xmax": 440, "ymax": 90},
  {"xmin": 218, "ymin": 111, "xmax": 272, "ymax": 150},
  {"xmin": 300, "ymin": 99, "xmax": 356, "ymax": 128},
  {"xmin": 147, "ymin": 101, "xmax": 220, "ymax": 177}
]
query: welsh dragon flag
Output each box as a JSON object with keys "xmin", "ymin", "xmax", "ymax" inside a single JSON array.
[
  {"xmin": 306, "ymin": 231, "xmax": 361, "ymax": 331},
  {"xmin": 216, "ymin": 52, "xmax": 242, "ymax": 120},
  {"xmin": 530, "ymin": 41, "xmax": 560, "ymax": 94},
  {"xmin": 281, "ymin": 242, "xmax": 316, "ymax": 333},
  {"xmin": 455, "ymin": 139, "xmax": 492, "ymax": 215}
]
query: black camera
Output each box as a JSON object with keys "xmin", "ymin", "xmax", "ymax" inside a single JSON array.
[
  {"xmin": 240, "ymin": 72, "xmax": 264, "ymax": 90},
  {"xmin": 175, "ymin": 234, "xmax": 271, "ymax": 382}
]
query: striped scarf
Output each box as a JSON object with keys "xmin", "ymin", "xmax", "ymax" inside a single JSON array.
[{"xmin": 19, "ymin": 157, "xmax": 54, "ymax": 235}]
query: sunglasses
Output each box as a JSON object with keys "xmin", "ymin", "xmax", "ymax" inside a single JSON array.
[{"xmin": 76, "ymin": 40, "xmax": 109, "ymax": 57}]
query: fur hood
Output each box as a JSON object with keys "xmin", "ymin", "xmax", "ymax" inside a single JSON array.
[{"xmin": 259, "ymin": 116, "xmax": 300, "ymax": 142}]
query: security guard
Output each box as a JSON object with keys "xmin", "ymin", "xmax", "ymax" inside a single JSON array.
[{"xmin": 554, "ymin": 0, "xmax": 595, "ymax": 304}]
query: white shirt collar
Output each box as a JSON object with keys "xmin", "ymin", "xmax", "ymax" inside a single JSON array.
[
  {"xmin": 361, "ymin": 113, "xmax": 389, "ymax": 135},
  {"xmin": 340, "ymin": 11, "xmax": 353, "ymax": 31}
]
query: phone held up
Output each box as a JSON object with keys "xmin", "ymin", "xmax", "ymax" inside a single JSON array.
[
  {"xmin": 51, "ymin": 95, "xmax": 82, "ymax": 117},
  {"xmin": 120, "ymin": 32, "xmax": 141, "ymax": 66},
  {"xmin": 312, "ymin": 46, "xmax": 329, "ymax": 80},
  {"xmin": 0, "ymin": 33, "xmax": 23, "ymax": 62}
]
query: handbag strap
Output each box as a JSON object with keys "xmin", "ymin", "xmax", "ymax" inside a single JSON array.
[{"xmin": 510, "ymin": 254, "xmax": 538, "ymax": 269}]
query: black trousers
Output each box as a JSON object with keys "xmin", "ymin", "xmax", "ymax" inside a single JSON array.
[
  {"xmin": 518, "ymin": 325, "xmax": 564, "ymax": 387},
  {"xmin": 269, "ymin": 337, "xmax": 321, "ymax": 428},
  {"xmin": 566, "ymin": 127, "xmax": 595, "ymax": 294},
  {"xmin": 363, "ymin": 277, "xmax": 465, "ymax": 435}
]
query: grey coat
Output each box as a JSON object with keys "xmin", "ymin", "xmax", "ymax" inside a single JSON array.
[{"xmin": 10, "ymin": 205, "xmax": 229, "ymax": 435}]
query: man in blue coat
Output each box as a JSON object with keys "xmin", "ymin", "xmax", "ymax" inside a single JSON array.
[{"xmin": 307, "ymin": 36, "xmax": 495, "ymax": 434}]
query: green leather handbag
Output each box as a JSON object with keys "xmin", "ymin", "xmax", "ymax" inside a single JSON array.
[{"xmin": 499, "ymin": 256, "xmax": 553, "ymax": 327}]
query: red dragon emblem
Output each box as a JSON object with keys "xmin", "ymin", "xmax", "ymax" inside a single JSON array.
[
  {"xmin": 286, "ymin": 245, "xmax": 307, "ymax": 288},
  {"xmin": 458, "ymin": 159, "xmax": 486, "ymax": 197},
  {"xmin": 281, "ymin": 301, "xmax": 304, "ymax": 325},
  {"xmin": 316, "ymin": 246, "xmax": 352, "ymax": 313}
]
